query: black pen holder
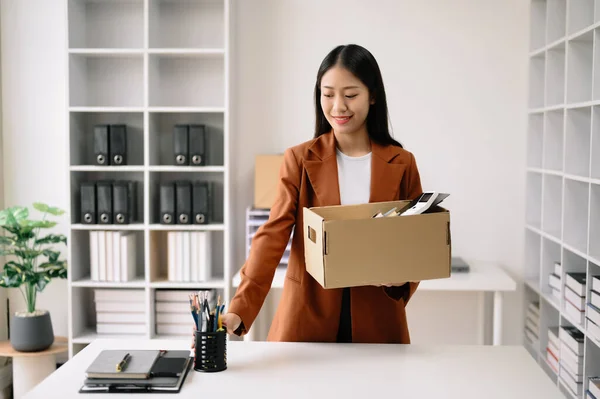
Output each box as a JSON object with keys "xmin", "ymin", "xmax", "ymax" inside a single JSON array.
[{"xmin": 194, "ymin": 329, "xmax": 227, "ymax": 372}]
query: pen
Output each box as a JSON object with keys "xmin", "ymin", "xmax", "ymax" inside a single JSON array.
[{"xmin": 116, "ymin": 353, "xmax": 131, "ymax": 372}]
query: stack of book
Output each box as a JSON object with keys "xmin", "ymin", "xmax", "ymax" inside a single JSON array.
[
  {"xmin": 588, "ymin": 377, "xmax": 600, "ymax": 399},
  {"xmin": 167, "ymin": 231, "xmax": 212, "ymax": 282},
  {"xmin": 546, "ymin": 326, "xmax": 559, "ymax": 374},
  {"xmin": 548, "ymin": 261, "xmax": 561, "ymax": 300},
  {"xmin": 524, "ymin": 301, "xmax": 540, "ymax": 347},
  {"xmin": 586, "ymin": 275, "xmax": 600, "ymax": 343},
  {"xmin": 89, "ymin": 231, "xmax": 137, "ymax": 282},
  {"xmin": 559, "ymin": 326, "xmax": 584, "ymax": 397},
  {"xmin": 155, "ymin": 289, "xmax": 215, "ymax": 336},
  {"xmin": 564, "ymin": 272, "xmax": 586, "ymax": 325},
  {"xmin": 94, "ymin": 289, "xmax": 146, "ymax": 335}
]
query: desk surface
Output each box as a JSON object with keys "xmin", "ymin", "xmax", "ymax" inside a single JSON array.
[
  {"xmin": 233, "ymin": 259, "xmax": 517, "ymax": 292},
  {"xmin": 26, "ymin": 339, "xmax": 560, "ymax": 399}
]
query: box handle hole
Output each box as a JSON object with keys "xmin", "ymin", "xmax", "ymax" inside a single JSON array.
[{"xmin": 308, "ymin": 226, "xmax": 317, "ymax": 244}]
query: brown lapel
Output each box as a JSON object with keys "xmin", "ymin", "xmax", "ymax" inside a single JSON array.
[
  {"xmin": 305, "ymin": 131, "xmax": 406, "ymax": 206},
  {"xmin": 370, "ymin": 141, "xmax": 407, "ymax": 202},
  {"xmin": 305, "ymin": 132, "xmax": 341, "ymax": 206}
]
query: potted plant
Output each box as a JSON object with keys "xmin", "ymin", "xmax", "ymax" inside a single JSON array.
[{"xmin": 0, "ymin": 203, "xmax": 67, "ymax": 352}]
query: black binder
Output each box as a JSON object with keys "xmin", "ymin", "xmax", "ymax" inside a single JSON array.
[
  {"xmin": 97, "ymin": 181, "xmax": 113, "ymax": 224},
  {"xmin": 192, "ymin": 181, "xmax": 210, "ymax": 224},
  {"xmin": 93, "ymin": 125, "xmax": 109, "ymax": 166},
  {"xmin": 113, "ymin": 181, "xmax": 136, "ymax": 224},
  {"xmin": 173, "ymin": 125, "xmax": 188, "ymax": 165},
  {"xmin": 109, "ymin": 124, "xmax": 127, "ymax": 165},
  {"xmin": 159, "ymin": 183, "xmax": 175, "ymax": 224},
  {"xmin": 175, "ymin": 181, "xmax": 192, "ymax": 224},
  {"xmin": 189, "ymin": 124, "xmax": 206, "ymax": 166},
  {"xmin": 80, "ymin": 182, "xmax": 96, "ymax": 224}
]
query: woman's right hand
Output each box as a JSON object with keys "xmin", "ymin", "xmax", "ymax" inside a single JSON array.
[
  {"xmin": 191, "ymin": 312, "xmax": 243, "ymax": 350},
  {"xmin": 220, "ymin": 312, "xmax": 242, "ymax": 335}
]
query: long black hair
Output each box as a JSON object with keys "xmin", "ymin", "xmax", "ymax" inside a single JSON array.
[{"xmin": 313, "ymin": 44, "xmax": 402, "ymax": 148}]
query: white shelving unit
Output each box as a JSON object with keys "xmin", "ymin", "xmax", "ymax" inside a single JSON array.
[
  {"xmin": 245, "ymin": 207, "xmax": 292, "ymax": 268},
  {"xmin": 65, "ymin": 0, "xmax": 232, "ymax": 358},
  {"xmin": 525, "ymin": 1, "xmax": 600, "ymax": 398}
]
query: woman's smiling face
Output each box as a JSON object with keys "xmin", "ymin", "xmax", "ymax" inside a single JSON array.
[{"xmin": 320, "ymin": 65, "xmax": 374, "ymax": 137}]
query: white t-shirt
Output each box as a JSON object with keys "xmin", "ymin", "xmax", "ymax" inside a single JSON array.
[{"xmin": 336, "ymin": 148, "xmax": 372, "ymax": 205}]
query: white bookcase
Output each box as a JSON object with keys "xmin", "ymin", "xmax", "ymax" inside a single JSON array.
[
  {"xmin": 65, "ymin": 0, "xmax": 232, "ymax": 358},
  {"xmin": 525, "ymin": 1, "xmax": 600, "ymax": 398}
]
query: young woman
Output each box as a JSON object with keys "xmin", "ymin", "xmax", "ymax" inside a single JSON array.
[{"xmin": 223, "ymin": 44, "xmax": 423, "ymax": 343}]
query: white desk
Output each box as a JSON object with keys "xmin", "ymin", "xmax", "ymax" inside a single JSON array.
[
  {"xmin": 233, "ymin": 260, "xmax": 517, "ymax": 345},
  {"xmin": 25, "ymin": 338, "xmax": 562, "ymax": 399}
]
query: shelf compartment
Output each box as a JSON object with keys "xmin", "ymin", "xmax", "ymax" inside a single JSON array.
[
  {"xmin": 529, "ymin": 53, "xmax": 546, "ymax": 109},
  {"xmin": 528, "ymin": 114, "xmax": 544, "ymax": 168},
  {"xmin": 148, "ymin": 171, "xmax": 224, "ymax": 225},
  {"xmin": 69, "ymin": 111, "xmax": 144, "ymax": 166},
  {"xmin": 544, "ymin": 110, "xmax": 565, "ymax": 171},
  {"xmin": 526, "ymin": 171, "xmax": 543, "ymax": 229},
  {"xmin": 545, "ymin": 42, "xmax": 566, "ymax": 106},
  {"xmin": 564, "ymin": 179, "xmax": 590, "ymax": 254},
  {"xmin": 567, "ymin": 30, "xmax": 594, "ymax": 103},
  {"xmin": 541, "ymin": 238, "xmax": 562, "ymax": 297},
  {"xmin": 530, "ymin": 0, "xmax": 547, "ymax": 51},
  {"xmin": 525, "ymin": 228, "xmax": 542, "ymax": 283},
  {"xmin": 568, "ymin": 0, "xmax": 594, "ymax": 34},
  {"xmin": 149, "ymin": 0, "xmax": 225, "ymax": 49},
  {"xmin": 71, "ymin": 287, "xmax": 148, "ymax": 342},
  {"xmin": 69, "ymin": 229, "xmax": 145, "ymax": 283},
  {"xmin": 547, "ymin": 0, "xmax": 567, "ymax": 43},
  {"xmin": 590, "ymin": 184, "xmax": 600, "ymax": 260},
  {"xmin": 148, "ymin": 112, "xmax": 224, "ymax": 166},
  {"xmin": 149, "ymin": 230, "xmax": 223, "ymax": 284},
  {"xmin": 542, "ymin": 174, "xmax": 563, "ymax": 238},
  {"xmin": 69, "ymin": 54, "xmax": 144, "ymax": 107},
  {"xmin": 68, "ymin": 0, "xmax": 144, "ymax": 49},
  {"xmin": 593, "ymin": 106, "xmax": 600, "ymax": 179},
  {"xmin": 565, "ymin": 107, "xmax": 591, "ymax": 177},
  {"xmin": 149, "ymin": 54, "xmax": 224, "ymax": 108},
  {"xmin": 70, "ymin": 171, "xmax": 145, "ymax": 225}
]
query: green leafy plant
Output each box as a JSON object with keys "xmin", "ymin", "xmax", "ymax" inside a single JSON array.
[{"xmin": 0, "ymin": 203, "xmax": 67, "ymax": 314}]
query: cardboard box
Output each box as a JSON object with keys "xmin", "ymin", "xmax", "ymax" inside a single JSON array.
[
  {"xmin": 254, "ymin": 154, "xmax": 285, "ymax": 209},
  {"xmin": 303, "ymin": 200, "xmax": 451, "ymax": 289}
]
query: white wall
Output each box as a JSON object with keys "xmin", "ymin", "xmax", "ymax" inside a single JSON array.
[
  {"xmin": 0, "ymin": 0, "xmax": 529, "ymax": 346},
  {"xmin": 232, "ymin": 0, "xmax": 529, "ymax": 345},
  {"xmin": 0, "ymin": 0, "xmax": 68, "ymax": 338}
]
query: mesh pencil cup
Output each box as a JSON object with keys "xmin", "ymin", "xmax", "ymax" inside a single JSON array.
[{"xmin": 194, "ymin": 329, "xmax": 227, "ymax": 372}]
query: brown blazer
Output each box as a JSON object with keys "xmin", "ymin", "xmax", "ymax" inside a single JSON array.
[{"xmin": 228, "ymin": 131, "xmax": 424, "ymax": 343}]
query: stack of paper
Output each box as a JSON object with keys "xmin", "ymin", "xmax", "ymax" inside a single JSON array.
[
  {"xmin": 546, "ymin": 326, "xmax": 559, "ymax": 374},
  {"xmin": 559, "ymin": 326, "xmax": 584, "ymax": 397},
  {"xmin": 89, "ymin": 231, "xmax": 137, "ymax": 282},
  {"xmin": 94, "ymin": 289, "xmax": 146, "ymax": 335},
  {"xmin": 548, "ymin": 261, "xmax": 561, "ymax": 300},
  {"xmin": 564, "ymin": 272, "xmax": 586, "ymax": 325},
  {"xmin": 586, "ymin": 276, "xmax": 600, "ymax": 344},
  {"xmin": 167, "ymin": 231, "xmax": 211, "ymax": 282},
  {"xmin": 524, "ymin": 301, "xmax": 539, "ymax": 347}
]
